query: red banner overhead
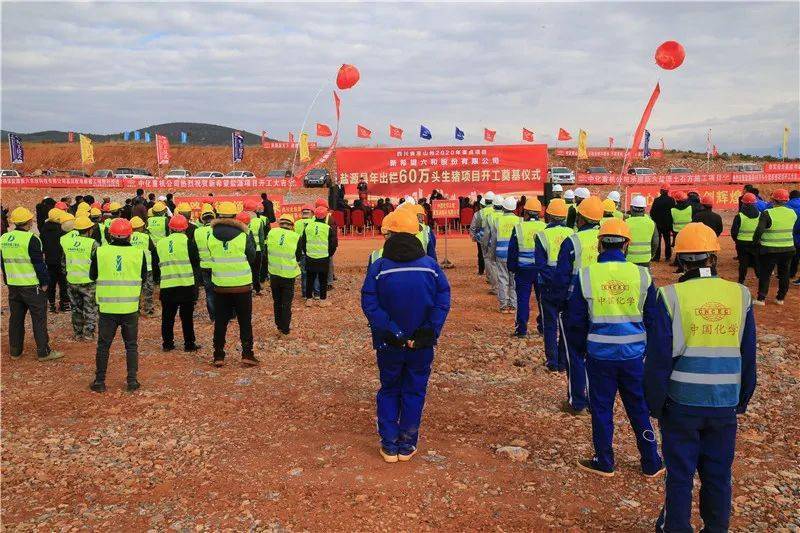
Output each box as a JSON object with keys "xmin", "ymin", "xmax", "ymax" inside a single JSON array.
[
  {"xmin": 625, "ymin": 185, "xmax": 743, "ymax": 210},
  {"xmin": 556, "ymin": 148, "xmax": 663, "ymax": 159},
  {"xmin": 336, "ymin": 144, "xmax": 547, "ymax": 197}
]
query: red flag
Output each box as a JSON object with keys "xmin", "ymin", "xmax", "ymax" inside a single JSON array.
[
  {"xmin": 316, "ymin": 123, "xmax": 332, "ymax": 137},
  {"xmin": 557, "ymin": 128, "xmax": 572, "ymax": 141},
  {"xmin": 288, "ymin": 132, "xmax": 295, "ymax": 143},
  {"xmin": 629, "ymin": 82, "xmax": 661, "ymax": 160},
  {"xmin": 484, "ymin": 128, "xmax": 496, "ymax": 142},
  {"xmin": 522, "ymin": 128, "xmax": 534, "ymax": 142},
  {"xmin": 712, "ymin": 144, "xmax": 719, "ymax": 158},
  {"xmin": 357, "ymin": 125, "xmax": 372, "ymax": 139},
  {"xmin": 155, "ymin": 134, "xmax": 170, "ymax": 165},
  {"xmin": 389, "ymin": 125, "xmax": 403, "ymax": 139},
  {"xmin": 609, "ymin": 136, "xmax": 615, "ymax": 148}
]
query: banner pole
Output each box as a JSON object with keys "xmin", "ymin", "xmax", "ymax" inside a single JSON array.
[{"xmin": 441, "ymin": 218, "xmax": 453, "ymax": 269}]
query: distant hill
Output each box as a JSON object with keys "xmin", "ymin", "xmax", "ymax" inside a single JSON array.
[{"xmin": 1, "ymin": 122, "xmax": 273, "ymax": 145}]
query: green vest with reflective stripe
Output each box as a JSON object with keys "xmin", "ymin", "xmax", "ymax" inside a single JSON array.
[
  {"xmin": 761, "ymin": 206, "xmax": 797, "ymax": 248},
  {"xmin": 569, "ymin": 228, "xmax": 600, "ymax": 274},
  {"xmin": 100, "ymin": 219, "xmax": 112, "ymax": 245},
  {"xmin": 95, "ymin": 245, "xmax": 143, "ymax": 314},
  {"xmin": 267, "ymin": 228, "xmax": 300, "ymax": 278},
  {"xmin": 515, "ymin": 219, "xmax": 545, "ymax": 267},
  {"xmin": 60, "ymin": 231, "xmax": 94, "ymax": 284},
  {"xmin": 208, "ymin": 232, "xmax": 251, "ymax": 287},
  {"xmin": 156, "ymin": 233, "xmax": 194, "ymax": 289},
  {"xmin": 495, "ymin": 213, "xmax": 519, "ymax": 260},
  {"xmin": 304, "ymin": 220, "xmax": 330, "ymax": 259},
  {"xmin": 538, "ymin": 225, "xmax": 574, "ymax": 267},
  {"xmin": 130, "ymin": 232, "xmax": 152, "ymax": 271},
  {"xmin": 370, "ymin": 248, "xmax": 383, "ymax": 266},
  {"xmin": 735, "ymin": 212, "xmax": 758, "ymax": 243},
  {"xmin": 194, "ymin": 225, "xmax": 212, "ymax": 269},
  {"xmin": 659, "ymin": 277, "xmax": 749, "ymax": 408},
  {"xmin": 147, "ymin": 215, "xmax": 167, "ymax": 244},
  {"xmin": 671, "ymin": 206, "xmax": 692, "ymax": 233},
  {"xmin": 626, "ymin": 215, "xmax": 656, "ymax": 264},
  {"xmin": 249, "ymin": 217, "xmax": 265, "ymax": 251},
  {"xmin": 416, "ymin": 224, "xmax": 431, "ymax": 250},
  {"xmin": 295, "ymin": 218, "xmax": 311, "ymax": 236},
  {"xmin": 0, "ymin": 230, "xmax": 39, "ymax": 286}
]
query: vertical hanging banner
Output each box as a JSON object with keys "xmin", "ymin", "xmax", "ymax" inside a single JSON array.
[
  {"xmin": 577, "ymin": 129, "xmax": 589, "ymax": 159},
  {"xmin": 134, "ymin": 131, "xmax": 141, "ymax": 142},
  {"xmin": 299, "ymin": 132, "xmax": 311, "ymax": 162},
  {"xmin": 79, "ymin": 134, "xmax": 94, "ymax": 164},
  {"xmin": 144, "ymin": 131, "xmax": 151, "ymax": 143},
  {"xmin": 123, "ymin": 131, "xmax": 130, "ymax": 141},
  {"xmin": 627, "ymin": 83, "xmax": 660, "ymax": 164},
  {"xmin": 232, "ymin": 131, "xmax": 244, "ymax": 163},
  {"xmin": 181, "ymin": 131, "xmax": 188, "ymax": 144},
  {"xmin": 8, "ymin": 133, "xmax": 24, "ymax": 164},
  {"xmin": 156, "ymin": 134, "xmax": 170, "ymax": 165}
]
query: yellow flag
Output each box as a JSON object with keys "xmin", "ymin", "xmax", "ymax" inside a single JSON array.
[
  {"xmin": 299, "ymin": 132, "xmax": 310, "ymax": 162},
  {"xmin": 783, "ymin": 126, "xmax": 790, "ymax": 159},
  {"xmin": 577, "ymin": 129, "xmax": 588, "ymax": 160},
  {"xmin": 79, "ymin": 134, "xmax": 94, "ymax": 164}
]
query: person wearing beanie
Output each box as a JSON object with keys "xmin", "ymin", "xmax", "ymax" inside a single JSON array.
[
  {"xmin": 60, "ymin": 216, "xmax": 99, "ymax": 341},
  {"xmin": 40, "ymin": 208, "xmax": 71, "ymax": 312},
  {"xmin": 361, "ymin": 208, "xmax": 451, "ymax": 463},
  {"xmin": 752, "ymin": 189, "xmax": 798, "ymax": 305},
  {"xmin": 487, "ymin": 197, "xmax": 521, "ymax": 313},
  {"xmin": 298, "ymin": 205, "xmax": 338, "ymax": 306}
]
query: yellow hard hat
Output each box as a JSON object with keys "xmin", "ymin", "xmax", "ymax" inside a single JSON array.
[
  {"xmin": 577, "ymin": 196, "xmax": 604, "ymax": 222},
  {"xmin": 382, "ymin": 209, "xmax": 418, "ymax": 234},
  {"xmin": 674, "ymin": 222, "xmax": 721, "ymax": 254},
  {"xmin": 74, "ymin": 216, "xmax": 94, "ymax": 231},
  {"xmin": 524, "ymin": 197, "xmax": 542, "ymax": 212},
  {"xmin": 216, "ymin": 201, "xmax": 238, "ymax": 217},
  {"xmin": 602, "ymin": 198, "xmax": 617, "ymax": 213},
  {"xmin": 598, "ymin": 218, "xmax": 631, "ymax": 242},
  {"xmin": 60, "ymin": 213, "xmax": 75, "ymax": 222},
  {"xmin": 380, "ymin": 212, "xmax": 395, "ymax": 235},
  {"xmin": 278, "ymin": 213, "xmax": 294, "ymax": 223},
  {"xmin": 200, "ymin": 203, "xmax": 215, "ymax": 217},
  {"xmin": 130, "ymin": 216, "xmax": 146, "ymax": 229},
  {"xmin": 76, "ymin": 202, "xmax": 90, "ymax": 213},
  {"xmin": 108, "ymin": 202, "xmax": 122, "ymax": 212},
  {"xmin": 546, "ymin": 199, "xmax": 568, "ymax": 218},
  {"xmin": 176, "ymin": 202, "xmax": 192, "ymax": 214},
  {"xmin": 10, "ymin": 207, "xmax": 34, "ymax": 225},
  {"xmin": 90, "ymin": 207, "xmax": 102, "ymax": 217},
  {"xmin": 413, "ymin": 204, "xmax": 426, "ymax": 216},
  {"xmin": 60, "ymin": 213, "xmax": 76, "ymax": 232},
  {"xmin": 152, "ymin": 201, "xmax": 167, "ymax": 213},
  {"xmin": 48, "ymin": 208, "xmax": 65, "ymax": 222}
]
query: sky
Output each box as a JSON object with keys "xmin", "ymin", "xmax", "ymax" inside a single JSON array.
[{"xmin": 1, "ymin": 2, "xmax": 798, "ymax": 156}]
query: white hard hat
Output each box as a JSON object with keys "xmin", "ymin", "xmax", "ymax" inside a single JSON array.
[
  {"xmin": 607, "ymin": 190, "xmax": 621, "ymax": 202},
  {"xmin": 157, "ymin": 195, "xmax": 167, "ymax": 201},
  {"xmin": 502, "ymin": 197, "xmax": 517, "ymax": 211},
  {"xmin": 564, "ymin": 189, "xmax": 575, "ymax": 200},
  {"xmin": 574, "ymin": 187, "xmax": 591, "ymax": 199},
  {"xmin": 404, "ymin": 196, "xmax": 416, "ymax": 205},
  {"xmin": 631, "ymin": 195, "xmax": 648, "ymax": 209},
  {"xmin": 480, "ymin": 197, "xmax": 488, "ymax": 206},
  {"xmin": 484, "ymin": 191, "xmax": 495, "ymax": 201},
  {"xmin": 493, "ymin": 195, "xmax": 504, "ymax": 207},
  {"xmin": 552, "ymin": 184, "xmax": 563, "ymax": 192}
]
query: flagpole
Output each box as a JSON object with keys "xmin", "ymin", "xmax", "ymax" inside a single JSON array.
[{"xmin": 290, "ymin": 79, "xmax": 331, "ymax": 174}]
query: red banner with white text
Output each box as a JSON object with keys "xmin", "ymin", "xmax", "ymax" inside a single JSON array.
[
  {"xmin": 556, "ymin": 148, "xmax": 663, "ymax": 159},
  {"xmin": 579, "ymin": 172, "xmax": 733, "ymax": 185},
  {"xmin": 336, "ymin": 144, "xmax": 547, "ymax": 198},
  {"xmin": 0, "ymin": 176, "xmax": 299, "ymax": 189},
  {"xmin": 763, "ymin": 162, "xmax": 800, "ymax": 173},
  {"xmin": 174, "ymin": 195, "xmax": 284, "ymax": 221},
  {"xmin": 625, "ymin": 185, "xmax": 743, "ymax": 210}
]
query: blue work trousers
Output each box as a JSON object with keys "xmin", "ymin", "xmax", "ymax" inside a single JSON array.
[
  {"xmin": 541, "ymin": 297, "xmax": 566, "ymax": 370},
  {"xmin": 513, "ymin": 270, "xmax": 540, "ymax": 335},
  {"xmin": 563, "ymin": 315, "xmax": 588, "ymax": 409}
]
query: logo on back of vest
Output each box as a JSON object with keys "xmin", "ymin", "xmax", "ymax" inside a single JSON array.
[
  {"xmin": 695, "ymin": 302, "xmax": 731, "ymax": 322},
  {"xmin": 601, "ymin": 280, "xmax": 629, "ymax": 295}
]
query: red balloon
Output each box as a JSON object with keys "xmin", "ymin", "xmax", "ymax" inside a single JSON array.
[
  {"xmin": 336, "ymin": 64, "xmax": 360, "ymax": 90},
  {"xmin": 655, "ymin": 41, "xmax": 685, "ymax": 70}
]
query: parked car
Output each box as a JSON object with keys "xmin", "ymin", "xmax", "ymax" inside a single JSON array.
[
  {"xmin": 667, "ymin": 167, "xmax": 692, "ymax": 174},
  {"xmin": 585, "ymin": 166, "xmax": 610, "ymax": 174},
  {"xmin": 548, "ymin": 167, "xmax": 576, "ymax": 184},
  {"xmin": 726, "ymin": 163, "xmax": 762, "ymax": 172},
  {"xmin": 303, "ymin": 168, "xmax": 331, "ymax": 187},
  {"xmin": 92, "ymin": 169, "xmax": 115, "ymax": 178},
  {"xmin": 165, "ymin": 168, "xmax": 191, "ymax": 178},
  {"xmin": 61, "ymin": 170, "xmax": 90, "ymax": 177},
  {"xmin": 1, "ymin": 169, "xmax": 21, "ymax": 178},
  {"xmin": 267, "ymin": 169, "xmax": 293, "ymax": 179},
  {"xmin": 195, "ymin": 171, "xmax": 225, "ymax": 179},
  {"xmin": 627, "ymin": 167, "xmax": 655, "ymax": 175},
  {"xmin": 224, "ymin": 170, "xmax": 256, "ymax": 178},
  {"xmin": 114, "ymin": 167, "xmax": 153, "ymax": 177}
]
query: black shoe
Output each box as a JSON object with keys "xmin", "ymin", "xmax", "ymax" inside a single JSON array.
[
  {"xmin": 545, "ymin": 364, "xmax": 559, "ymax": 372},
  {"xmin": 127, "ymin": 380, "xmax": 140, "ymax": 392},
  {"xmin": 162, "ymin": 344, "xmax": 175, "ymax": 352},
  {"xmin": 90, "ymin": 381, "xmax": 106, "ymax": 393},
  {"xmin": 49, "ymin": 304, "xmax": 57, "ymax": 313},
  {"xmin": 576, "ymin": 458, "xmax": 614, "ymax": 477},
  {"xmin": 60, "ymin": 303, "xmax": 71, "ymax": 312},
  {"xmin": 9, "ymin": 352, "xmax": 22, "ymax": 359},
  {"xmin": 512, "ymin": 332, "xmax": 528, "ymax": 338},
  {"xmin": 241, "ymin": 354, "xmax": 260, "ymax": 366},
  {"xmin": 184, "ymin": 343, "xmax": 202, "ymax": 352}
]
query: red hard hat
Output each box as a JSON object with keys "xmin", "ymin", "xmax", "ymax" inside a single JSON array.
[
  {"xmin": 741, "ymin": 192, "xmax": 757, "ymax": 204},
  {"xmin": 91, "ymin": 202, "xmax": 102, "ymax": 209},
  {"xmin": 659, "ymin": 183, "xmax": 671, "ymax": 191},
  {"xmin": 674, "ymin": 191, "xmax": 688, "ymax": 201},
  {"xmin": 701, "ymin": 193, "xmax": 714, "ymax": 207},
  {"xmin": 168, "ymin": 214, "xmax": 189, "ymax": 231},
  {"xmin": 314, "ymin": 206, "xmax": 328, "ymax": 219},
  {"xmin": 772, "ymin": 189, "xmax": 789, "ymax": 202},
  {"xmin": 55, "ymin": 201, "xmax": 68, "ymax": 210},
  {"xmin": 301, "ymin": 204, "xmax": 314, "ymax": 212},
  {"xmin": 101, "ymin": 203, "xmax": 112, "ymax": 212},
  {"xmin": 243, "ymin": 199, "xmax": 260, "ymax": 211},
  {"xmin": 108, "ymin": 218, "xmax": 132, "ymax": 238},
  {"xmin": 314, "ymin": 198, "xmax": 328, "ymax": 208},
  {"xmin": 235, "ymin": 211, "xmax": 251, "ymax": 224}
]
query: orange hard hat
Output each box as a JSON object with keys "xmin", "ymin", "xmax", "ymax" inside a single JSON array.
[
  {"xmin": 598, "ymin": 218, "xmax": 631, "ymax": 242},
  {"xmin": 659, "ymin": 183, "xmax": 671, "ymax": 191},
  {"xmin": 546, "ymin": 198, "xmax": 568, "ymax": 218},
  {"xmin": 101, "ymin": 203, "xmax": 112, "ymax": 212},
  {"xmin": 108, "ymin": 218, "xmax": 132, "ymax": 239},
  {"xmin": 243, "ymin": 199, "xmax": 260, "ymax": 211},
  {"xmin": 91, "ymin": 202, "xmax": 102, "ymax": 209},
  {"xmin": 235, "ymin": 211, "xmax": 251, "ymax": 225},
  {"xmin": 772, "ymin": 189, "xmax": 789, "ymax": 202},
  {"xmin": 673, "ymin": 191, "xmax": 688, "ymax": 201},
  {"xmin": 524, "ymin": 197, "xmax": 542, "ymax": 212},
  {"xmin": 168, "ymin": 214, "xmax": 189, "ymax": 231},
  {"xmin": 741, "ymin": 192, "xmax": 757, "ymax": 204},
  {"xmin": 314, "ymin": 198, "xmax": 328, "ymax": 208},
  {"xmin": 382, "ymin": 209, "xmax": 418, "ymax": 234},
  {"xmin": 55, "ymin": 201, "xmax": 68, "ymax": 210},
  {"xmin": 314, "ymin": 206, "xmax": 328, "ymax": 219},
  {"xmin": 577, "ymin": 196, "xmax": 604, "ymax": 222},
  {"xmin": 674, "ymin": 222, "xmax": 721, "ymax": 254},
  {"xmin": 301, "ymin": 204, "xmax": 314, "ymax": 212},
  {"xmin": 701, "ymin": 193, "xmax": 714, "ymax": 207}
]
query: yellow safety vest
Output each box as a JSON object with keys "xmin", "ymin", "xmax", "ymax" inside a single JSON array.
[
  {"xmin": 147, "ymin": 216, "xmax": 168, "ymax": 244},
  {"xmin": 156, "ymin": 233, "xmax": 195, "ymax": 289},
  {"xmin": 60, "ymin": 231, "xmax": 95, "ymax": 284},
  {"xmin": 671, "ymin": 206, "xmax": 692, "ymax": 233},
  {"xmin": 537, "ymin": 225, "xmax": 574, "ymax": 267},
  {"xmin": 249, "ymin": 217, "xmax": 265, "ymax": 252},
  {"xmin": 208, "ymin": 232, "xmax": 251, "ymax": 287},
  {"xmin": 416, "ymin": 224, "xmax": 432, "ymax": 251},
  {"xmin": 266, "ymin": 228, "xmax": 300, "ymax": 278},
  {"xmin": 0, "ymin": 230, "xmax": 39, "ymax": 286},
  {"xmin": 569, "ymin": 227, "xmax": 600, "ymax": 274},
  {"xmin": 194, "ymin": 225, "xmax": 212, "ymax": 269},
  {"xmin": 514, "ymin": 219, "xmax": 545, "ymax": 267},
  {"xmin": 735, "ymin": 212, "xmax": 758, "ymax": 243},
  {"xmin": 626, "ymin": 215, "xmax": 656, "ymax": 264},
  {"xmin": 130, "ymin": 231, "xmax": 152, "ymax": 272},
  {"xmin": 761, "ymin": 206, "xmax": 797, "ymax": 248},
  {"xmin": 495, "ymin": 213, "xmax": 520, "ymax": 260},
  {"xmin": 304, "ymin": 220, "xmax": 330, "ymax": 259},
  {"xmin": 295, "ymin": 218, "xmax": 311, "ymax": 236},
  {"xmin": 95, "ymin": 245, "xmax": 143, "ymax": 314}
]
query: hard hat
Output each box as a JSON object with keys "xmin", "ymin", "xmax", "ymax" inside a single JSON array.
[
  {"xmin": 380, "ymin": 212, "xmax": 395, "ymax": 235},
  {"xmin": 382, "ymin": 209, "xmax": 418, "ymax": 234},
  {"xmin": 673, "ymin": 191, "xmax": 688, "ymax": 201},
  {"xmin": 200, "ymin": 202, "xmax": 215, "ymax": 215},
  {"xmin": 631, "ymin": 195, "xmax": 648, "ymax": 209},
  {"xmin": 76, "ymin": 203, "xmax": 90, "ymax": 215},
  {"xmin": 741, "ymin": 192, "xmax": 757, "ymax": 204},
  {"xmin": 552, "ymin": 184, "xmax": 563, "ymax": 192},
  {"xmin": 108, "ymin": 202, "xmax": 122, "ymax": 212},
  {"xmin": 91, "ymin": 202, "xmax": 102, "ymax": 209},
  {"xmin": 546, "ymin": 199, "xmax": 568, "ymax": 218},
  {"xmin": 314, "ymin": 198, "xmax": 329, "ymax": 208},
  {"xmin": 176, "ymin": 202, "xmax": 192, "ymax": 214},
  {"xmin": 479, "ymin": 197, "xmax": 488, "ymax": 206},
  {"xmin": 602, "ymin": 199, "xmax": 617, "ymax": 213},
  {"xmin": 772, "ymin": 189, "xmax": 789, "ymax": 202},
  {"xmin": 484, "ymin": 191, "xmax": 495, "ymax": 201},
  {"xmin": 130, "ymin": 216, "xmax": 146, "ymax": 229},
  {"xmin": 674, "ymin": 222, "xmax": 721, "ymax": 254},
  {"xmin": 216, "ymin": 201, "xmax": 237, "ymax": 217},
  {"xmin": 74, "ymin": 216, "xmax": 94, "ymax": 231},
  {"xmin": 598, "ymin": 218, "xmax": 631, "ymax": 243},
  {"xmin": 243, "ymin": 199, "xmax": 260, "ymax": 212},
  {"xmin": 235, "ymin": 211, "xmax": 251, "ymax": 225},
  {"xmin": 168, "ymin": 214, "xmax": 189, "ymax": 231},
  {"xmin": 403, "ymin": 196, "xmax": 417, "ymax": 205},
  {"xmin": 278, "ymin": 213, "xmax": 294, "ymax": 224},
  {"xmin": 48, "ymin": 208, "xmax": 65, "ymax": 222},
  {"xmin": 101, "ymin": 203, "xmax": 112, "ymax": 213},
  {"xmin": 701, "ymin": 193, "xmax": 714, "ymax": 207},
  {"xmin": 564, "ymin": 190, "xmax": 575, "ymax": 200},
  {"xmin": 90, "ymin": 207, "xmax": 102, "ymax": 217},
  {"xmin": 492, "ymin": 195, "xmax": 504, "ymax": 207},
  {"xmin": 413, "ymin": 204, "xmax": 426, "ymax": 216},
  {"xmin": 109, "ymin": 218, "xmax": 133, "ymax": 239},
  {"xmin": 59, "ymin": 213, "xmax": 75, "ymax": 223},
  {"xmin": 301, "ymin": 204, "xmax": 314, "ymax": 213},
  {"xmin": 55, "ymin": 201, "xmax": 68, "ymax": 210},
  {"xmin": 10, "ymin": 207, "xmax": 33, "ymax": 225},
  {"xmin": 502, "ymin": 197, "xmax": 517, "ymax": 211},
  {"xmin": 607, "ymin": 191, "xmax": 621, "ymax": 202},
  {"xmin": 524, "ymin": 197, "xmax": 542, "ymax": 212},
  {"xmin": 152, "ymin": 201, "xmax": 167, "ymax": 213},
  {"xmin": 577, "ymin": 196, "xmax": 604, "ymax": 222},
  {"xmin": 574, "ymin": 187, "xmax": 591, "ymax": 199},
  {"xmin": 659, "ymin": 183, "xmax": 671, "ymax": 191},
  {"xmin": 314, "ymin": 206, "xmax": 328, "ymax": 219},
  {"xmin": 157, "ymin": 195, "xmax": 167, "ymax": 202}
]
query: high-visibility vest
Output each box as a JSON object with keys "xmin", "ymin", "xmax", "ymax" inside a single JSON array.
[
  {"xmin": 761, "ymin": 206, "xmax": 797, "ymax": 248},
  {"xmin": 60, "ymin": 231, "xmax": 94, "ymax": 284},
  {"xmin": 208, "ymin": 232, "xmax": 251, "ymax": 287},
  {"xmin": 579, "ymin": 261, "xmax": 650, "ymax": 360},
  {"xmin": 100, "ymin": 218, "xmax": 112, "ymax": 245},
  {"xmin": 295, "ymin": 218, "xmax": 311, "ymax": 236},
  {"xmin": 266, "ymin": 227, "xmax": 300, "ymax": 278},
  {"xmin": 416, "ymin": 224, "xmax": 432, "ymax": 250},
  {"xmin": 671, "ymin": 206, "xmax": 692, "ymax": 233},
  {"xmin": 568, "ymin": 227, "xmax": 600, "ymax": 274},
  {"xmin": 537, "ymin": 225, "xmax": 574, "ymax": 267},
  {"xmin": 599, "ymin": 216, "xmax": 616, "ymax": 226},
  {"xmin": 95, "ymin": 245, "xmax": 143, "ymax": 314},
  {"xmin": 659, "ymin": 277, "xmax": 749, "ymax": 407},
  {"xmin": 147, "ymin": 216, "xmax": 167, "ymax": 244},
  {"xmin": 612, "ymin": 210, "xmax": 623, "ymax": 219},
  {"xmin": 475, "ymin": 205, "xmax": 493, "ymax": 240},
  {"xmin": 249, "ymin": 217, "xmax": 265, "ymax": 252},
  {"xmin": 495, "ymin": 213, "xmax": 520, "ymax": 260},
  {"xmin": 370, "ymin": 248, "xmax": 383, "ymax": 265},
  {"xmin": 130, "ymin": 231, "xmax": 152, "ymax": 272},
  {"xmin": 0, "ymin": 230, "xmax": 39, "ymax": 286},
  {"xmin": 515, "ymin": 219, "xmax": 545, "ymax": 268},
  {"xmin": 626, "ymin": 215, "xmax": 656, "ymax": 264},
  {"xmin": 485, "ymin": 208, "xmax": 503, "ymax": 233},
  {"xmin": 304, "ymin": 220, "xmax": 330, "ymax": 259},
  {"xmin": 156, "ymin": 233, "xmax": 194, "ymax": 289},
  {"xmin": 194, "ymin": 225, "xmax": 212, "ymax": 269},
  {"xmin": 735, "ymin": 212, "xmax": 758, "ymax": 243}
]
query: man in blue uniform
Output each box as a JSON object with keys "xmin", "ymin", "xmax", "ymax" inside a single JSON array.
[{"xmin": 508, "ymin": 197, "xmax": 545, "ymax": 337}]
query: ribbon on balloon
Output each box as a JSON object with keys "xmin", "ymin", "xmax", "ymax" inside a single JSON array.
[{"xmin": 296, "ymin": 91, "xmax": 341, "ymax": 178}]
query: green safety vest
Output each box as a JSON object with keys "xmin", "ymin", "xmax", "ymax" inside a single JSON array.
[
  {"xmin": 0, "ymin": 230, "xmax": 39, "ymax": 286},
  {"xmin": 626, "ymin": 215, "xmax": 656, "ymax": 265},
  {"xmin": 208, "ymin": 232, "xmax": 251, "ymax": 287},
  {"xmin": 156, "ymin": 233, "xmax": 194, "ymax": 289},
  {"xmin": 60, "ymin": 231, "xmax": 94, "ymax": 284},
  {"xmin": 761, "ymin": 206, "xmax": 797, "ymax": 248},
  {"xmin": 130, "ymin": 231, "xmax": 152, "ymax": 271},
  {"xmin": 537, "ymin": 225, "xmax": 574, "ymax": 266},
  {"xmin": 569, "ymin": 227, "xmax": 600, "ymax": 274},
  {"xmin": 194, "ymin": 225, "xmax": 212, "ymax": 269},
  {"xmin": 416, "ymin": 224, "xmax": 432, "ymax": 251},
  {"xmin": 147, "ymin": 216, "xmax": 168, "ymax": 244},
  {"xmin": 671, "ymin": 206, "xmax": 692, "ymax": 233},
  {"xmin": 100, "ymin": 218, "xmax": 112, "ymax": 245},
  {"xmin": 613, "ymin": 210, "xmax": 623, "ymax": 219},
  {"xmin": 515, "ymin": 219, "xmax": 545, "ymax": 268},
  {"xmin": 369, "ymin": 248, "xmax": 383, "ymax": 265},
  {"xmin": 295, "ymin": 218, "xmax": 311, "ymax": 236},
  {"xmin": 659, "ymin": 277, "xmax": 749, "ymax": 407},
  {"xmin": 95, "ymin": 245, "xmax": 143, "ymax": 314},
  {"xmin": 249, "ymin": 217, "xmax": 265, "ymax": 252},
  {"xmin": 599, "ymin": 216, "xmax": 616, "ymax": 226},
  {"xmin": 475, "ymin": 205, "xmax": 494, "ymax": 239},
  {"xmin": 266, "ymin": 227, "xmax": 300, "ymax": 278},
  {"xmin": 304, "ymin": 220, "xmax": 330, "ymax": 259},
  {"xmin": 735, "ymin": 212, "xmax": 758, "ymax": 243}
]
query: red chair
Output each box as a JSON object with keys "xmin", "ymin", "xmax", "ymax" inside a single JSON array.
[
  {"xmin": 350, "ymin": 209, "xmax": 366, "ymax": 235},
  {"xmin": 459, "ymin": 207, "xmax": 474, "ymax": 232},
  {"xmin": 331, "ymin": 210, "xmax": 345, "ymax": 234},
  {"xmin": 371, "ymin": 209, "xmax": 385, "ymax": 232}
]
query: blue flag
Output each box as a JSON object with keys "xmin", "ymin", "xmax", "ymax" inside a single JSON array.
[
  {"xmin": 232, "ymin": 131, "xmax": 244, "ymax": 163},
  {"xmin": 181, "ymin": 131, "xmax": 188, "ymax": 144},
  {"xmin": 134, "ymin": 131, "xmax": 141, "ymax": 141},
  {"xmin": 778, "ymin": 145, "xmax": 783, "ymax": 159},
  {"xmin": 144, "ymin": 131, "xmax": 151, "ymax": 143},
  {"xmin": 643, "ymin": 129, "xmax": 651, "ymax": 159},
  {"xmin": 455, "ymin": 127, "xmax": 464, "ymax": 141},
  {"xmin": 420, "ymin": 125, "xmax": 432, "ymax": 140},
  {"xmin": 123, "ymin": 131, "xmax": 130, "ymax": 141},
  {"xmin": 8, "ymin": 133, "xmax": 24, "ymax": 164}
]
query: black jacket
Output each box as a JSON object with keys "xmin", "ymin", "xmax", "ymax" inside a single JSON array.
[
  {"xmin": 692, "ymin": 207, "xmax": 723, "ymax": 236},
  {"xmin": 731, "ymin": 205, "xmax": 760, "ymax": 247},
  {"xmin": 209, "ymin": 218, "xmax": 256, "ymax": 291},
  {"xmin": 40, "ymin": 220, "xmax": 65, "ymax": 265},
  {"xmin": 261, "ymin": 199, "xmax": 276, "ymax": 224},
  {"xmin": 298, "ymin": 217, "xmax": 338, "ymax": 272},
  {"xmin": 649, "ymin": 192, "xmax": 676, "ymax": 228}
]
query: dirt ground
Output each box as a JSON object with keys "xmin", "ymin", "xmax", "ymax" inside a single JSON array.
[{"xmin": 2, "ymin": 212, "xmax": 799, "ymax": 531}]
